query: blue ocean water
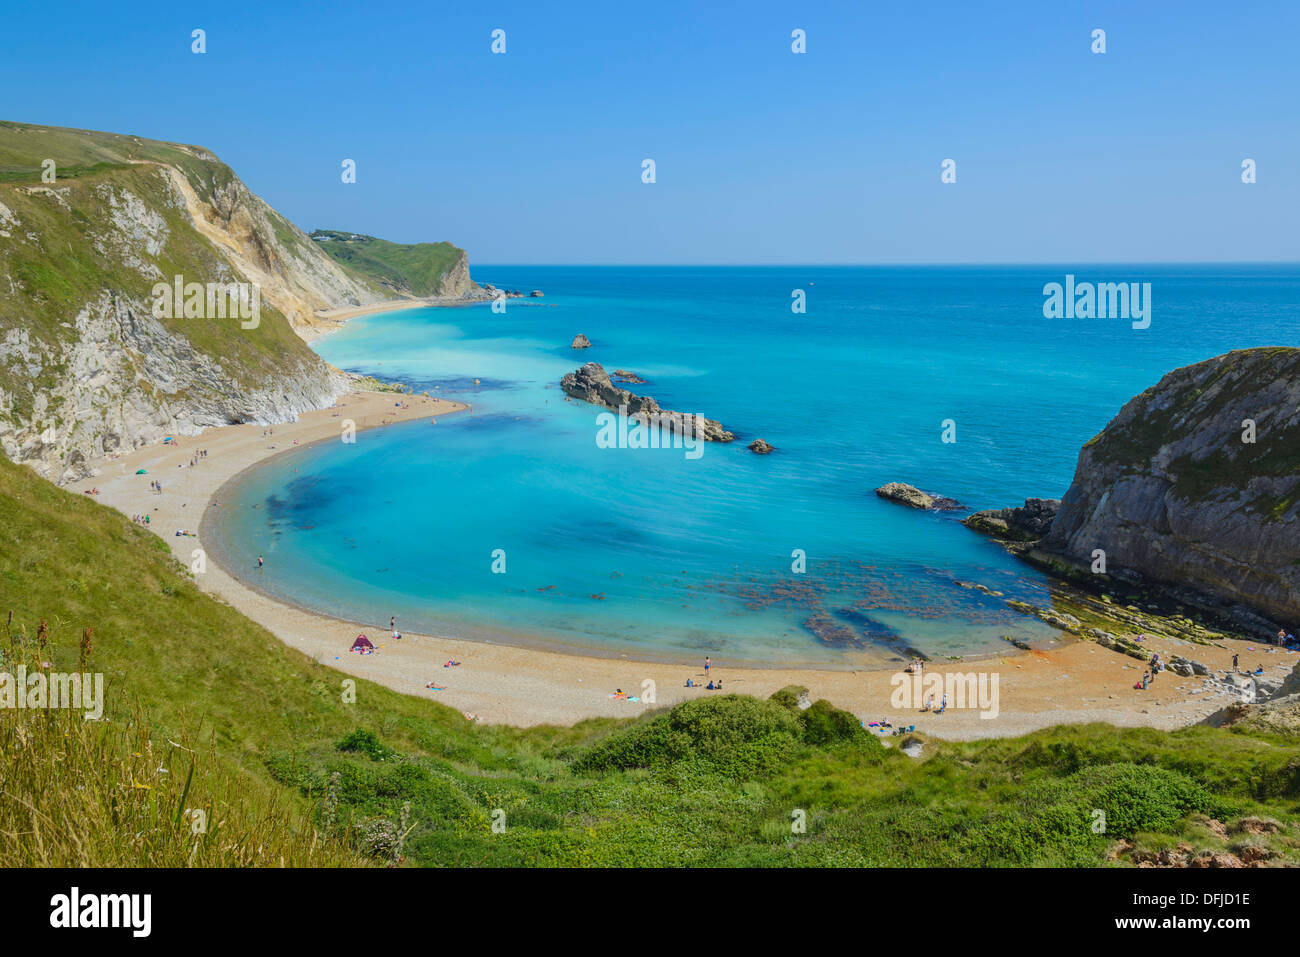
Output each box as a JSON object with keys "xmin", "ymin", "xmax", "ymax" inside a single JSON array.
[{"xmin": 206, "ymin": 266, "xmax": 1300, "ymax": 666}]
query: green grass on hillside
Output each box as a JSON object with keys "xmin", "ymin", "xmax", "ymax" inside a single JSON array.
[
  {"xmin": 2, "ymin": 453, "xmax": 1300, "ymax": 867},
  {"xmin": 310, "ymin": 229, "xmax": 464, "ymax": 297}
]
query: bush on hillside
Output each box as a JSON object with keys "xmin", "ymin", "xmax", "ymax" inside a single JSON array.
[
  {"xmin": 573, "ymin": 695, "xmax": 803, "ymax": 778},
  {"xmin": 336, "ymin": 729, "xmax": 393, "ymax": 762},
  {"xmin": 799, "ymin": 699, "xmax": 867, "ymax": 746}
]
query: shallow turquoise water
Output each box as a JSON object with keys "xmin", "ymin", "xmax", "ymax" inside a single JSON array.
[{"xmin": 206, "ymin": 265, "xmax": 1300, "ymax": 665}]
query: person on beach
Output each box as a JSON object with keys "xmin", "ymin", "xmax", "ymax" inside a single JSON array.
[
  {"xmin": 1232, "ymin": 653, "xmax": 1239, "ymax": 671},
  {"xmin": 938, "ymin": 693, "xmax": 947, "ymax": 714},
  {"xmin": 704, "ymin": 656, "xmax": 710, "ymax": 674},
  {"xmin": 257, "ymin": 555, "xmax": 264, "ymax": 570}
]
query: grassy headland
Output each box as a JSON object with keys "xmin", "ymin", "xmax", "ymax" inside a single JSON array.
[{"xmin": 309, "ymin": 229, "xmax": 467, "ymax": 298}]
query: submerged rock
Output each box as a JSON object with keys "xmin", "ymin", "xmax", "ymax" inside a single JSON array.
[{"xmin": 802, "ymin": 613, "xmax": 862, "ymax": 648}]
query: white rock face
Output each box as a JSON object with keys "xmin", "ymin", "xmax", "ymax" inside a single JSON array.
[
  {"xmin": 0, "ymin": 148, "xmax": 382, "ymax": 483},
  {"xmin": 1, "ymin": 291, "xmax": 347, "ymax": 483}
]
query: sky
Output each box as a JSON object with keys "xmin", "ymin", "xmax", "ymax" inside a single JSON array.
[{"xmin": 1, "ymin": 0, "xmax": 1297, "ymax": 264}]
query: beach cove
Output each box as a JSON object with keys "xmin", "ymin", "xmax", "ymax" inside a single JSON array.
[{"xmin": 83, "ymin": 300, "xmax": 1297, "ymax": 736}]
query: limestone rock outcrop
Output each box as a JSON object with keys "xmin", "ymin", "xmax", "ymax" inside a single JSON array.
[{"xmin": 560, "ymin": 362, "xmax": 735, "ymax": 442}]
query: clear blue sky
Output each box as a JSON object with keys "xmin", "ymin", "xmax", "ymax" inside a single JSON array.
[{"xmin": 2, "ymin": 0, "xmax": 1296, "ymax": 264}]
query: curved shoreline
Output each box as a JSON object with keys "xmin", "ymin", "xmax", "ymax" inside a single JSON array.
[
  {"xmin": 85, "ymin": 387, "xmax": 1290, "ymax": 735},
  {"xmin": 200, "ymin": 424, "xmax": 926, "ymax": 672}
]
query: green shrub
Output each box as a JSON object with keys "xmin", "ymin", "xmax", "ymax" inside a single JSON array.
[
  {"xmin": 574, "ymin": 695, "xmax": 803, "ymax": 778},
  {"xmin": 799, "ymin": 699, "xmax": 866, "ymax": 745},
  {"xmin": 336, "ymin": 729, "xmax": 393, "ymax": 762}
]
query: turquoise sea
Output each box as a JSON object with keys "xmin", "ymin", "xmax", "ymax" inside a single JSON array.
[{"xmin": 206, "ymin": 266, "xmax": 1300, "ymax": 666}]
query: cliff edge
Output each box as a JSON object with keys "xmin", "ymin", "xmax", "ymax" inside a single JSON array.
[{"xmin": 1043, "ymin": 347, "xmax": 1300, "ymax": 627}]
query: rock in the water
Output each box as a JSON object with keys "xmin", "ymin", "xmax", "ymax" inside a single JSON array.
[
  {"xmin": 560, "ymin": 362, "xmax": 735, "ymax": 442},
  {"xmin": 875, "ymin": 482, "xmax": 963, "ymax": 511},
  {"xmin": 612, "ymin": 369, "xmax": 647, "ymax": 384},
  {"xmin": 1043, "ymin": 348, "xmax": 1300, "ymax": 631},
  {"xmin": 748, "ymin": 439, "xmax": 774, "ymax": 454},
  {"xmin": 530, "ymin": 289, "xmax": 544, "ymax": 297},
  {"xmin": 964, "ymin": 498, "xmax": 1060, "ymax": 541},
  {"xmin": 570, "ymin": 334, "xmax": 591, "ymax": 349}
]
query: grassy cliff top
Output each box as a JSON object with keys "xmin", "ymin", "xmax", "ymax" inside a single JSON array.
[{"xmin": 310, "ymin": 229, "xmax": 465, "ymax": 298}]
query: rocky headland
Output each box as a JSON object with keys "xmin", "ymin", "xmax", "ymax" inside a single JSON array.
[{"xmin": 966, "ymin": 348, "xmax": 1300, "ymax": 641}]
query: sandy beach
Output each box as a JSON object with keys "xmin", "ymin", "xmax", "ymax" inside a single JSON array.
[
  {"xmin": 305, "ymin": 296, "xmax": 487, "ymax": 342},
  {"xmin": 84, "ymin": 390, "xmax": 1296, "ymax": 738}
]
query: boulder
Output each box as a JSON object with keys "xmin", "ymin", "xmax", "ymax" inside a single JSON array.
[
  {"xmin": 748, "ymin": 439, "xmax": 774, "ymax": 454},
  {"xmin": 570, "ymin": 334, "xmax": 591, "ymax": 349},
  {"xmin": 875, "ymin": 483, "xmax": 963, "ymax": 511}
]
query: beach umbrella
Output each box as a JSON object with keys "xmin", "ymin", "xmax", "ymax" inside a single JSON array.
[{"xmin": 136, "ymin": 469, "xmax": 148, "ymax": 474}]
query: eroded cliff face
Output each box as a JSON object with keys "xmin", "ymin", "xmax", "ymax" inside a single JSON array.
[
  {"xmin": 161, "ymin": 164, "xmax": 384, "ymax": 337},
  {"xmin": 1044, "ymin": 348, "xmax": 1300, "ymax": 627},
  {"xmin": 0, "ymin": 123, "xmax": 386, "ymax": 483},
  {"xmin": 436, "ymin": 249, "xmax": 477, "ymax": 298}
]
